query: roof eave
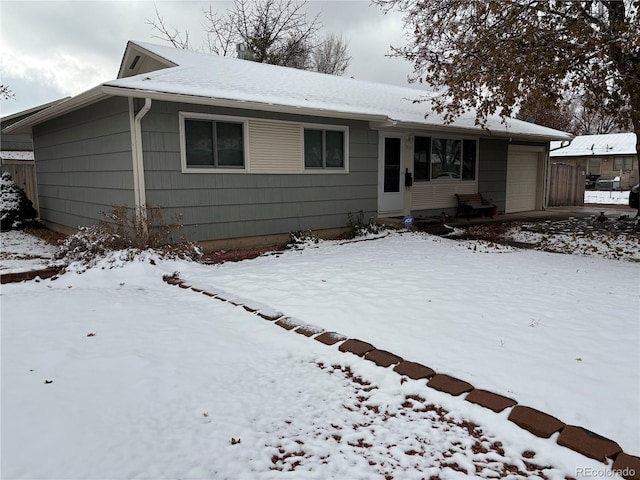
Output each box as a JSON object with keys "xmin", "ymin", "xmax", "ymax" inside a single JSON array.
[
  {"xmin": 2, "ymin": 80, "xmax": 574, "ymax": 143},
  {"xmin": 1, "ymin": 97, "xmax": 71, "ymax": 124},
  {"xmin": 2, "ymin": 87, "xmax": 110, "ymax": 135},
  {"xmin": 389, "ymin": 120, "xmax": 572, "ymax": 142}
]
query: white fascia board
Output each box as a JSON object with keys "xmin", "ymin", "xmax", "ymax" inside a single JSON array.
[
  {"xmin": 387, "ymin": 120, "xmax": 573, "ymax": 142},
  {"xmin": 2, "ymin": 87, "xmax": 109, "ymax": 135},
  {"xmin": 1, "ymin": 97, "xmax": 71, "ymax": 124}
]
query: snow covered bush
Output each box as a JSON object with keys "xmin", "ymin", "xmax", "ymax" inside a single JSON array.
[
  {"xmin": 287, "ymin": 230, "xmax": 320, "ymax": 249},
  {"xmin": 347, "ymin": 210, "xmax": 384, "ymax": 237},
  {"xmin": 56, "ymin": 205, "xmax": 202, "ymax": 268},
  {"xmin": 1, "ymin": 172, "xmax": 37, "ymax": 229}
]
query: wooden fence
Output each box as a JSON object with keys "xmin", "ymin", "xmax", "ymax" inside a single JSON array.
[
  {"xmin": 1, "ymin": 160, "xmax": 39, "ymax": 214},
  {"xmin": 548, "ymin": 163, "xmax": 585, "ymax": 207}
]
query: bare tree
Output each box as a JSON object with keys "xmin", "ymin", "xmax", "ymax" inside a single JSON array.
[
  {"xmin": 375, "ymin": 0, "xmax": 639, "ymax": 162},
  {"xmin": 0, "ymin": 85, "xmax": 15, "ymax": 100},
  {"xmin": 519, "ymin": 90, "xmax": 631, "ymax": 135},
  {"xmin": 312, "ymin": 33, "xmax": 351, "ymax": 75},
  {"xmin": 570, "ymin": 93, "xmax": 631, "ymax": 135},
  {"xmin": 147, "ymin": 0, "xmax": 351, "ymax": 74},
  {"xmin": 232, "ymin": 0, "xmax": 320, "ymax": 67},
  {"xmin": 202, "ymin": 5, "xmax": 236, "ymax": 56},
  {"xmin": 147, "ymin": 6, "xmax": 192, "ymax": 50},
  {"xmin": 517, "ymin": 94, "xmax": 576, "ymax": 134},
  {"xmin": 572, "ymin": 108, "xmax": 623, "ymax": 135}
]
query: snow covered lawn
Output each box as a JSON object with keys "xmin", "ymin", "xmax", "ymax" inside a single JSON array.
[
  {"xmin": 0, "ymin": 229, "xmax": 59, "ymax": 273},
  {"xmin": 2, "ymin": 228, "xmax": 639, "ymax": 478},
  {"xmin": 182, "ymin": 232, "xmax": 640, "ymax": 456}
]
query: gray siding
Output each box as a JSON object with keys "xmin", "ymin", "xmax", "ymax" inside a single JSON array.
[
  {"xmin": 140, "ymin": 101, "xmax": 378, "ymax": 242},
  {"xmin": 2, "ymin": 115, "xmax": 35, "ymax": 151},
  {"xmin": 0, "ymin": 133, "xmax": 32, "ymax": 152},
  {"xmin": 477, "ymin": 138, "xmax": 508, "ymax": 212},
  {"xmin": 32, "ymin": 97, "xmax": 134, "ymax": 228}
]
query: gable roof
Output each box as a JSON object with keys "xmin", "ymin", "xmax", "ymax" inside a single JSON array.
[
  {"xmin": 5, "ymin": 40, "xmax": 572, "ymax": 141},
  {"xmin": 550, "ymin": 133, "xmax": 637, "ymax": 157}
]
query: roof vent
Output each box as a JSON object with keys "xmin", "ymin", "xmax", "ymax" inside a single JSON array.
[{"xmin": 129, "ymin": 55, "xmax": 141, "ymax": 70}]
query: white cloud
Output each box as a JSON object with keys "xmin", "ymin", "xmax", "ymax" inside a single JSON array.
[
  {"xmin": 1, "ymin": 48, "xmax": 108, "ymax": 97},
  {"xmin": 0, "ymin": 0, "xmax": 420, "ymax": 115}
]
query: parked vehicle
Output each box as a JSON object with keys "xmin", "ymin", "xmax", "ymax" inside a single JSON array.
[
  {"xmin": 595, "ymin": 176, "xmax": 621, "ymax": 191},
  {"xmin": 585, "ymin": 174, "xmax": 600, "ymax": 190},
  {"xmin": 436, "ymin": 172, "xmax": 460, "ymax": 179},
  {"xmin": 630, "ymin": 184, "xmax": 639, "ymax": 210}
]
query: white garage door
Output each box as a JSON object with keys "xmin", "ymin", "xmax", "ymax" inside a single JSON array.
[{"xmin": 506, "ymin": 150, "xmax": 539, "ymax": 213}]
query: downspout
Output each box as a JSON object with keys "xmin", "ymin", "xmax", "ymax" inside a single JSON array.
[{"xmin": 129, "ymin": 97, "xmax": 152, "ymax": 241}]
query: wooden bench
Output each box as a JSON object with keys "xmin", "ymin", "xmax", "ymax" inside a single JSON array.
[{"xmin": 455, "ymin": 193, "xmax": 497, "ymax": 219}]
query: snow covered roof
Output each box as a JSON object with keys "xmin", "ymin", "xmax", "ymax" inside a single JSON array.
[
  {"xmin": 1, "ymin": 97, "xmax": 70, "ymax": 125},
  {"xmin": 5, "ymin": 40, "xmax": 571, "ymax": 141},
  {"xmin": 0, "ymin": 151, "xmax": 35, "ymax": 162},
  {"xmin": 550, "ymin": 133, "xmax": 637, "ymax": 157}
]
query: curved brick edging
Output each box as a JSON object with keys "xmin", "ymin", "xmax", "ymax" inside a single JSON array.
[
  {"xmin": 0, "ymin": 267, "xmax": 63, "ymax": 284},
  {"xmin": 163, "ymin": 274, "xmax": 640, "ymax": 479}
]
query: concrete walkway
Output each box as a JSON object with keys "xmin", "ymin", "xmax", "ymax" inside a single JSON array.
[{"xmin": 384, "ymin": 205, "xmax": 638, "ymax": 231}]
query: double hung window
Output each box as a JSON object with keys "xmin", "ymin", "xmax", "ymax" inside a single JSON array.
[
  {"xmin": 304, "ymin": 129, "xmax": 345, "ymax": 169},
  {"xmin": 184, "ymin": 118, "xmax": 245, "ymax": 169},
  {"xmin": 613, "ymin": 157, "xmax": 633, "ymax": 171}
]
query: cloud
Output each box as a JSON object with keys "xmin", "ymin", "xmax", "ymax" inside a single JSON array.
[
  {"xmin": 1, "ymin": 48, "xmax": 108, "ymax": 97},
  {"xmin": 0, "ymin": 0, "xmax": 420, "ymax": 116}
]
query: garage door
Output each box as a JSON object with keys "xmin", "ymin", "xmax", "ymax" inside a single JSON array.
[{"xmin": 505, "ymin": 150, "xmax": 539, "ymax": 213}]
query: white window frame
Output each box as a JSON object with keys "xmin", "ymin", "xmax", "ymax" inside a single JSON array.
[
  {"xmin": 179, "ymin": 112, "xmax": 249, "ymax": 174},
  {"xmin": 301, "ymin": 123, "xmax": 349, "ymax": 174}
]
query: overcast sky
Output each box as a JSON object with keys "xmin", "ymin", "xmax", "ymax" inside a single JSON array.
[{"xmin": 0, "ymin": 1, "xmax": 417, "ymax": 117}]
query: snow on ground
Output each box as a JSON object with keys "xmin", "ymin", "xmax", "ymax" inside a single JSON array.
[
  {"xmin": 585, "ymin": 190, "xmax": 631, "ymax": 205},
  {"xmin": 507, "ymin": 227, "xmax": 640, "ymax": 261},
  {"xmin": 0, "ymin": 229, "xmax": 59, "ymax": 273},
  {"xmin": 1, "ymin": 257, "xmax": 622, "ymax": 479},
  {"xmin": 181, "ymin": 232, "xmax": 640, "ymax": 456},
  {"xmin": 2, "ymin": 227, "xmax": 639, "ymax": 478}
]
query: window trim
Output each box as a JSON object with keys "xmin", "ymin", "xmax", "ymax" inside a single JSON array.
[
  {"xmin": 179, "ymin": 112, "xmax": 249, "ymax": 173},
  {"xmin": 301, "ymin": 123, "xmax": 349, "ymax": 173}
]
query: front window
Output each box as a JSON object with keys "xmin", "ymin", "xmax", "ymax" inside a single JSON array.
[
  {"xmin": 613, "ymin": 157, "xmax": 633, "ymax": 171},
  {"xmin": 185, "ymin": 118, "xmax": 244, "ymax": 168},
  {"xmin": 462, "ymin": 139, "xmax": 476, "ymax": 180},
  {"xmin": 413, "ymin": 136, "xmax": 431, "ymax": 181},
  {"xmin": 432, "ymin": 138, "xmax": 461, "ymax": 179},
  {"xmin": 304, "ymin": 128, "xmax": 345, "ymax": 169},
  {"xmin": 419, "ymin": 137, "xmax": 476, "ymax": 181}
]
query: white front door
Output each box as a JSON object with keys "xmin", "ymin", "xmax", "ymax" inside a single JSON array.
[{"xmin": 378, "ymin": 134, "xmax": 404, "ymax": 213}]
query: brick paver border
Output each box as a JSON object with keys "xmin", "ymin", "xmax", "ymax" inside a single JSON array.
[{"xmin": 163, "ymin": 274, "xmax": 638, "ymax": 479}]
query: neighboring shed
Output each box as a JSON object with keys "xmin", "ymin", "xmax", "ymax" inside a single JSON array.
[
  {"xmin": 550, "ymin": 133, "xmax": 638, "ymax": 189},
  {"xmin": 3, "ymin": 41, "xmax": 571, "ymax": 248}
]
